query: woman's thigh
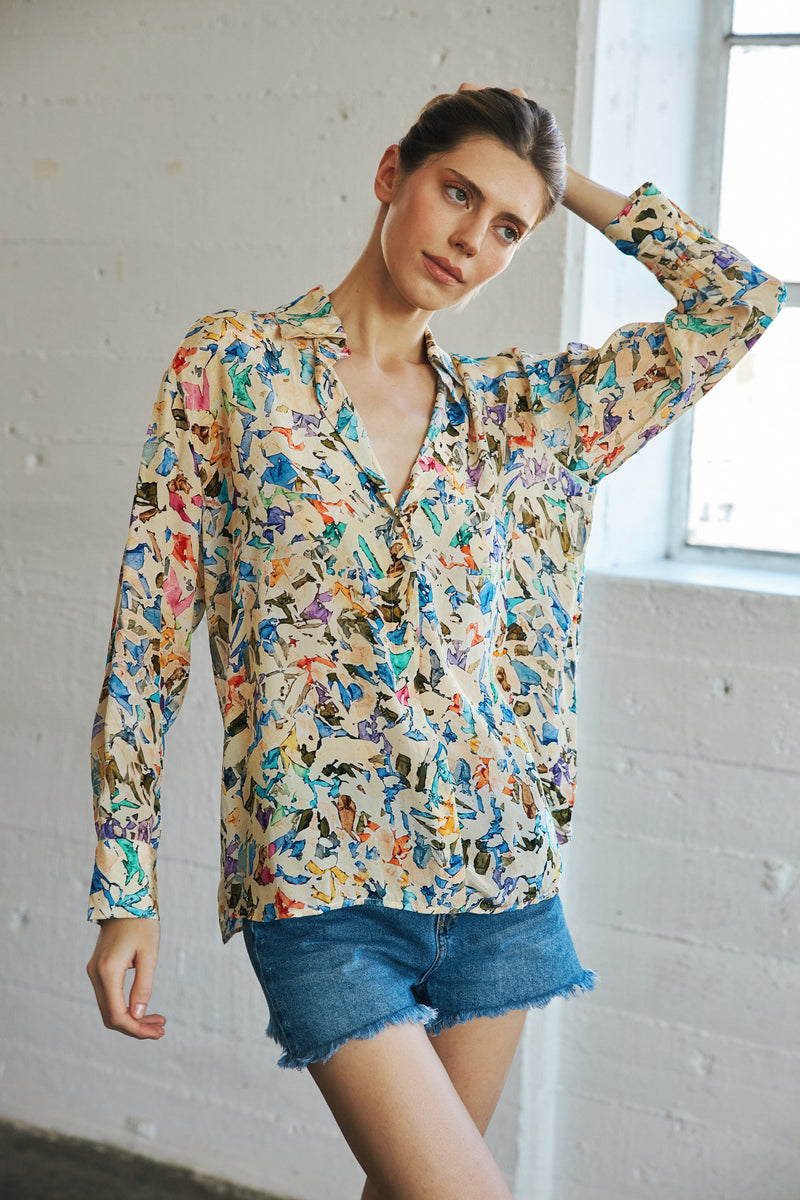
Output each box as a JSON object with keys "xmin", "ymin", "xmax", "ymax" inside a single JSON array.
[
  {"xmin": 307, "ymin": 1017, "xmax": 516, "ymax": 1200},
  {"xmin": 426, "ymin": 1007, "xmax": 528, "ymax": 1135}
]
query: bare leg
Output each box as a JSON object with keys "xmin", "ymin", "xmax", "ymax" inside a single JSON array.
[
  {"xmin": 357, "ymin": 1009, "xmax": 527, "ymax": 1200},
  {"xmin": 306, "ymin": 1014, "xmax": 524, "ymax": 1200}
]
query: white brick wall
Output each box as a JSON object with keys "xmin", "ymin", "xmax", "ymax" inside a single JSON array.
[
  {"xmin": 2, "ymin": 2, "xmax": 798, "ymax": 1198},
  {"xmin": 0, "ymin": 1, "xmax": 583, "ymax": 1196},
  {"xmin": 557, "ymin": 576, "xmax": 800, "ymax": 1198}
]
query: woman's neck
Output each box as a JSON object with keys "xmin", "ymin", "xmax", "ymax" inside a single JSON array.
[{"xmin": 329, "ymin": 214, "xmax": 432, "ymax": 372}]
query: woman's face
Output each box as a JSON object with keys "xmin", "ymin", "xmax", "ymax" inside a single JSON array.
[{"xmin": 375, "ymin": 133, "xmax": 549, "ymax": 313}]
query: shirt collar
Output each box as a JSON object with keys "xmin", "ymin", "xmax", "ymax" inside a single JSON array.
[
  {"xmin": 422, "ymin": 328, "xmax": 462, "ymax": 390},
  {"xmin": 272, "ymin": 284, "xmax": 462, "ymax": 388},
  {"xmin": 273, "ymin": 285, "xmax": 348, "ymax": 352}
]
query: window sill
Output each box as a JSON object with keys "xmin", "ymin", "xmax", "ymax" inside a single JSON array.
[{"xmin": 585, "ymin": 557, "xmax": 800, "ymax": 597}]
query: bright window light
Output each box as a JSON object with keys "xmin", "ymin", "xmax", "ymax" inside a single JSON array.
[{"xmin": 684, "ymin": 9, "xmax": 798, "ymax": 561}]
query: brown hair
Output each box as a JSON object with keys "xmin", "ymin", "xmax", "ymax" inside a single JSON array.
[{"xmin": 396, "ymin": 87, "xmax": 566, "ymax": 224}]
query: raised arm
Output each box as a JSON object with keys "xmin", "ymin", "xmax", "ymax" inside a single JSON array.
[
  {"xmin": 560, "ymin": 164, "xmax": 630, "ymax": 232},
  {"xmin": 512, "ymin": 182, "xmax": 786, "ymax": 485}
]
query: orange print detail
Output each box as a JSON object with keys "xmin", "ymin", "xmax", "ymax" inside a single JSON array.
[
  {"xmin": 273, "ymin": 425, "xmax": 306, "ymax": 452},
  {"xmin": 389, "ymin": 834, "xmax": 411, "ymax": 864},
  {"xmin": 225, "ymin": 669, "xmax": 247, "ymax": 713},
  {"xmin": 438, "ymin": 809, "xmax": 460, "ymax": 839},
  {"xmin": 358, "ymin": 819, "xmax": 380, "ymax": 843},
  {"xmin": 170, "ymin": 344, "xmax": 199, "ymax": 374},
  {"xmin": 170, "ymin": 532, "xmax": 197, "ymax": 570},
  {"xmin": 274, "ymin": 889, "xmax": 306, "ymax": 919}
]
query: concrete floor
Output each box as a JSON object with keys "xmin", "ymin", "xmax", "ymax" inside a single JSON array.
[{"xmin": 0, "ymin": 1120, "xmax": 288, "ymax": 1200}]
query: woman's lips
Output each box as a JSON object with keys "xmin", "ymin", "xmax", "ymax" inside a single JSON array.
[{"xmin": 423, "ymin": 253, "xmax": 463, "ymax": 285}]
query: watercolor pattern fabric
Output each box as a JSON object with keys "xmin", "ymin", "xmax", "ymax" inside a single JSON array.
[{"xmin": 88, "ymin": 183, "xmax": 785, "ymax": 942}]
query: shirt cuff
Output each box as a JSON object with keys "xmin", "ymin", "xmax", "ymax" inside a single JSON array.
[
  {"xmin": 88, "ymin": 837, "xmax": 159, "ymax": 921},
  {"xmin": 601, "ymin": 181, "xmax": 719, "ymax": 285}
]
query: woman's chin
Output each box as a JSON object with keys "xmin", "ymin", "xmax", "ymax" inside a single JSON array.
[{"xmin": 393, "ymin": 275, "xmax": 468, "ymax": 315}]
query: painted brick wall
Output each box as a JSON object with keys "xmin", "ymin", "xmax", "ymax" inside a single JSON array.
[
  {"xmin": 556, "ymin": 576, "xmax": 800, "ymax": 1198},
  {"xmin": 1, "ymin": 2, "xmax": 585, "ymax": 1196}
]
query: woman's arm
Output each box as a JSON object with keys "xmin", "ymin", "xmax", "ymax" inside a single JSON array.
[
  {"xmin": 86, "ymin": 315, "xmax": 216, "ymax": 1040},
  {"xmin": 89, "ymin": 318, "xmax": 211, "ymax": 925},
  {"xmin": 561, "ymin": 165, "xmax": 632, "ymax": 231},
  {"xmin": 512, "ymin": 183, "xmax": 786, "ymax": 485}
]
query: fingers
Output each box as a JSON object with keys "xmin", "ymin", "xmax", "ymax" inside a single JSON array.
[
  {"xmin": 127, "ymin": 934, "xmax": 158, "ymax": 1021},
  {"xmin": 86, "ymin": 918, "xmax": 166, "ymax": 1041}
]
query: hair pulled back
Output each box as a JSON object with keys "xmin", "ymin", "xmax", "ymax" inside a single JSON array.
[{"xmin": 396, "ymin": 87, "xmax": 566, "ymax": 224}]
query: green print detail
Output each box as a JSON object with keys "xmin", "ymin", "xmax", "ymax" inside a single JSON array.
[
  {"xmin": 390, "ymin": 648, "xmax": 414, "ymax": 673},
  {"xmin": 450, "ymin": 522, "xmax": 473, "ymax": 551},
  {"xmin": 598, "ymin": 360, "xmax": 616, "ymax": 390},
  {"xmin": 109, "ymin": 797, "xmax": 137, "ymax": 813},
  {"xmin": 292, "ymin": 300, "xmax": 333, "ymax": 323},
  {"xmin": 420, "ymin": 497, "xmax": 442, "ymax": 534},
  {"xmin": 474, "ymin": 847, "xmax": 491, "ymax": 875},
  {"xmin": 323, "ymin": 521, "xmax": 346, "ymax": 549},
  {"xmin": 674, "ymin": 314, "xmax": 731, "ymax": 336},
  {"xmin": 357, "ymin": 535, "xmax": 384, "ymax": 578},
  {"xmin": 656, "ymin": 378, "xmax": 682, "ymax": 405},
  {"xmin": 121, "ymin": 841, "xmax": 147, "ymax": 885},
  {"xmin": 228, "ymin": 362, "xmax": 257, "ymax": 411},
  {"xmin": 295, "ymin": 808, "xmax": 314, "ymax": 832}
]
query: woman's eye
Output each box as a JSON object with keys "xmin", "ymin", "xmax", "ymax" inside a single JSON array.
[
  {"xmin": 444, "ymin": 185, "xmax": 520, "ymax": 245},
  {"xmin": 445, "ymin": 184, "xmax": 469, "ymax": 204}
]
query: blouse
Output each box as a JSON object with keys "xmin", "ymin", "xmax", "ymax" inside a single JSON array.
[{"xmin": 88, "ymin": 182, "xmax": 785, "ymax": 943}]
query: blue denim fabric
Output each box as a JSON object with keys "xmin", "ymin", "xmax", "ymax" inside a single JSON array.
[{"xmin": 242, "ymin": 895, "xmax": 596, "ymax": 1070}]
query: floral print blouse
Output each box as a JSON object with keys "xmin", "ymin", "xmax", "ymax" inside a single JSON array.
[{"xmin": 88, "ymin": 183, "xmax": 785, "ymax": 943}]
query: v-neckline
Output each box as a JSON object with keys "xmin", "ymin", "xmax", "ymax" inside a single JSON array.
[{"xmin": 326, "ymin": 362, "xmax": 446, "ymax": 513}]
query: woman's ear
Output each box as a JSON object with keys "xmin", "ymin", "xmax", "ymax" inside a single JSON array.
[{"xmin": 374, "ymin": 144, "xmax": 402, "ymax": 205}]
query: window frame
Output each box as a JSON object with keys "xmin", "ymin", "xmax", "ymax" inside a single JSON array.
[{"xmin": 666, "ymin": 0, "xmax": 800, "ymax": 574}]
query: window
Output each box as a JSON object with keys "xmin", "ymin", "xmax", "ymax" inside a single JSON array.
[{"xmin": 672, "ymin": 0, "xmax": 799, "ymax": 567}]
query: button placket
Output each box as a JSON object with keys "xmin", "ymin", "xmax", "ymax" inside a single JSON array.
[{"xmin": 388, "ymin": 511, "xmax": 420, "ymax": 706}]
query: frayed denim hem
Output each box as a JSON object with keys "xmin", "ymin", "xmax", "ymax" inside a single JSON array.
[
  {"xmin": 424, "ymin": 969, "xmax": 599, "ymax": 1037},
  {"xmin": 267, "ymin": 1001, "xmax": 440, "ymax": 1071}
]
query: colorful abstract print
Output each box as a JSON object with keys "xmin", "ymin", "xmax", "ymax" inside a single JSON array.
[{"xmin": 89, "ymin": 182, "xmax": 785, "ymax": 942}]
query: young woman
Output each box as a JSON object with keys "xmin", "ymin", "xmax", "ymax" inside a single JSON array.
[{"xmin": 86, "ymin": 84, "xmax": 785, "ymax": 1200}]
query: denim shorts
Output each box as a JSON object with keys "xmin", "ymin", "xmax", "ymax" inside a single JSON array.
[{"xmin": 242, "ymin": 895, "xmax": 596, "ymax": 1070}]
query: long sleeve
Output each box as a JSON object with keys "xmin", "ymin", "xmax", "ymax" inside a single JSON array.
[
  {"xmin": 88, "ymin": 318, "xmax": 210, "ymax": 921},
  {"xmin": 513, "ymin": 182, "xmax": 786, "ymax": 486}
]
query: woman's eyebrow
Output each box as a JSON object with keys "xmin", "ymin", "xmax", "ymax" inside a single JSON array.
[{"xmin": 445, "ymin": 167, "xmax": 531, "ymax": 233}]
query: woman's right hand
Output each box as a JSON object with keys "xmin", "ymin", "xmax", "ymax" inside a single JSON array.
[{"xmin": 86, "ymin": 917, "xmax": 165, "ymax": 1040}]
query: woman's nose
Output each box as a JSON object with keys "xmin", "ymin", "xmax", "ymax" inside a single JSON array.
[{"xmin": 451, "ymin": 216, "xmax": 485, "ymax": 257}]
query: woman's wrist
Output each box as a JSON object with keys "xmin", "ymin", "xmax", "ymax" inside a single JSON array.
[{"xmin": 561, "ymin": 165, "xmax": 631, "ymax": 232}]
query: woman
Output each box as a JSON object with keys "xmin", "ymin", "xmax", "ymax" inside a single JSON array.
[{"xmin": 86, "ymin": 84, "xmax": 784, "ymax": 1200}]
